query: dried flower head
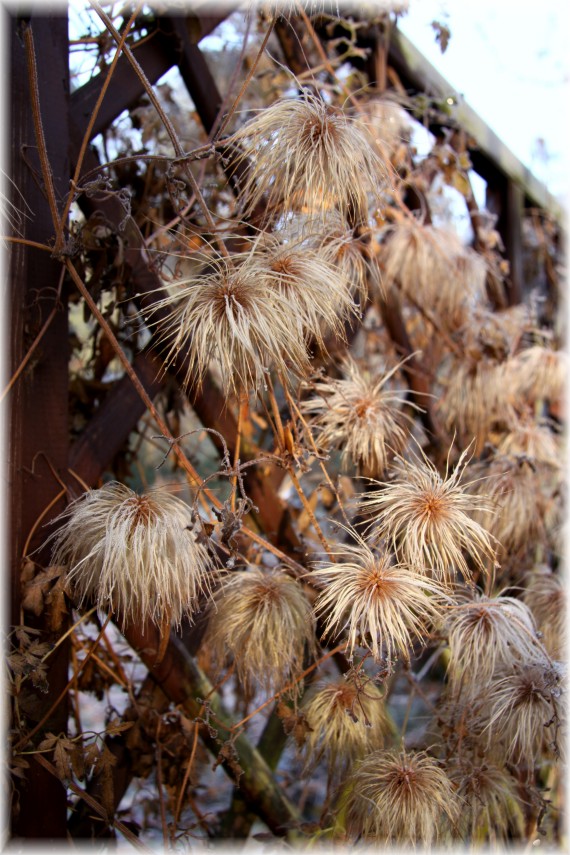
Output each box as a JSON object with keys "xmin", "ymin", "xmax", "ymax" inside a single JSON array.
[
  {"xmin": 497, "ymin": 412, "xmax": 562, "ymax": 469},
  {"xmin": 301, "ymin": 357, "xmax": 415, "ymax": 476},
  {"xmin": 310, "ymin": 528, "xmax": 447, "ymax": 663},
  {"xmin": 313, "ymin": 210, "xmax": 378, "ymax": 301},
  {"xmin": 50, "ymin": 482, "xmax": 217, "ymax": 629},
  {"xmin": 523, "ymin": 567, "xmax": 566, "ymax": 660},
  {"xmin": 204, "ymin": 568, "xmax": 316, "ymax": 696},
  {"xmin": 436, "ymin": 306, "xmax": 530, "ymax": 450},
  {"xmin": 231, "ymin": 90, "xmax": 385, "ymax": 221},
  {"xmin": 358, "ymin": 444, "xmax": 497, "ymax": 585},
  {"xmin": 506, "ymin": 345, "xmax": 566, "ymax": 405},
  {"xmin": 450, "ymin": 759, "xmax": 524, "ymax": 841},
  {"xmin": 445, "ymin": 593, "xmax": 544, "ymax": 696},
  {"xmin": 248, "ymin": 233, "xmax": 356, "ymax": 348},
  {"xmin": 483, "ymin": 660, "xmax": 564, "ymax": 764},
  {"xmin": 150, "ymin": 254, "xmax": 312, "ymax": 397},
  {"xmin": 379, "ymin": 220, "xmax": 487, "ymax": 327},
  {"xmin": 343, "ymin": 748, "xmax": 460, "ymax": 844},
  {"xmin": 301, "ymin": 675, "xmax": 393, "ymax": 775},
  {"xmin": 437, "ymin": 357, "xmax": 509, "ymax": 452},
  {"xmin": 466, "ymin": 452, "xmax": 546, "ymax": 559}
]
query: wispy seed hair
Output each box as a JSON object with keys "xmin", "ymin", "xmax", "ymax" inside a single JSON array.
[
  {"xmin": 301, "ymin": 675, "xmax": 393, "ymax": 775},
  {"xmin": 445, "ymin": 593, "xmax": 544, "ymax": 696},
  {"xmin": 50, "ymin": 482, "xmax": 218, "ymax": 629},
  {"xmin": 357, "ymin": 443, "xmax": 498, "ymax": 585},
  {"xmin": 301, "ymin": 356, "xmax": 416, "ymax": 477},
  {"xmin": 342, "ymin": 748, "xmax": 460, "ymax": 844},
  {"xmin": 483, "ymin": 660, "xmax": 564, "ymax": 764},
  {"xmin": 310, "ymin": 526, "xmax": 448, "ymax": 663},
  {"xmin": 148, "ymin": 254, "xmax": 313, "ymax": 398},
  {"xmin": 204, "ymin": 567, "xmax": 316, "ymax": 696},
  {"xmin": 231, "ymin": 90, "xmax": 386, "ymax": 222}
]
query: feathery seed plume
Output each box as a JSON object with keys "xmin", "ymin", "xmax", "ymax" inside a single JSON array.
[
  {"xmin": 248, "ymin": 232, "xmax": 356, "ymax": 348},
  {"xmin": 301, "ymin": 357, "xmax": 415, "ymax": 476},
  {"xmin": 231, "ymin": 90, "xmax": 385, "ymax": 222},
  {"xmin": 204, "ymin": 567, "xmax": 316, "ymax": 696},
  {"xmin": 358, "ymin": 444, "xmax": 498, "ymax": 584},
  {"xmin": 445, "ymin": 593, "xmax": 544, "ymax": 696},
  {"xmin": 483, "ymin": 660, "xmax": 564, "ymax": 764},
  {"xmin": 450, "ymin": 760, "xmax": 524, "ymax": 841},
  {"xmin": 50, "ymin": 482, "xmax": 218, "ymax": 629},
  {"xmin": 311, "ymin": 527, "xmax": 447, "ymax": 663},
  {"xmin": 301, "ymin": 675, "xmax": 393, "ymax": 775},
  {"xmin": 523, "ymin": 567, "xmax": 566, "ymax": 660},
  {"xmin": 149, "ymin": 254, "xmax": 312, "ymax": 397},
  {"xmin": 343, "ymin": 748, "xmax": 460, "ymax": 844}
]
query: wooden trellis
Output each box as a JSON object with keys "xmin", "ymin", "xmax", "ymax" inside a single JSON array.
[{"xmin": 7, "ymin": 5, "xmax": 563, "ymax": 843}]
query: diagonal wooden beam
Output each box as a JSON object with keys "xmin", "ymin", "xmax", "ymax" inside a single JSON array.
[{"xmin": 69, "ymin": 13, "xmax": 226, "ymax": 148}]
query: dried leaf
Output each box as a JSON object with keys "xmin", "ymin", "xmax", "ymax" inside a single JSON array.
[
  {"xmin": 431, "ymin": 20, "xmax": 451, "ymax": 53},
  {"xmin": 214, "ymin": 739, "xmax": 243, "ymax": 783},
  {"xmin": 277, "ymin": 700, "xmax": 313, "ymax": 748},
  {"xmin": 451, "ymin": 169, "xmax": 471, "ymax": 197},
  {"xmin": 21, "ymin": 584, "xmax": 45, "ymax": 617},
  {"xmin": 105, "ymin": 720, "xmax": 135, "ymax": 737},
  {"xmin": 10, "ymin": 755, "xmax": 30, "ymax": 780}
]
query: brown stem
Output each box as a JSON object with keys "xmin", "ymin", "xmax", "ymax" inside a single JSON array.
[{"xmin": 22, "ymin": 22, "xmax": 62, "ymax": 251}]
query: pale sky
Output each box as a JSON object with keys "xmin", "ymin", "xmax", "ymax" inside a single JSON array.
[{"xmin": 398, "ymin": 0, "xmax": 569, "ymax": 203}]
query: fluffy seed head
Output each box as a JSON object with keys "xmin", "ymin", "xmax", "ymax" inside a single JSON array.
[
  {"xmin": 358, "ymin": 445, "xmax": 498, "ymax": 584},
  {"xmin": 311, "ymin": 529, "xmax": 448, "ymax": 663},
  {"xmin": 505, "ymin": 345, "xmax": 566, "ymax": 405},
  {"xmin": 50, "ymin": 482, "xmax": 217, "ymax": 629},
  {"xmin": 445, "ymin": 594, "xmax": 544, "ymax": 696},
  {"xmin": 497, "ymin": 413, "xmax": 562, "ymax": 469},
  {"xmin": 313, "ymin": 210, "xmax": 378, "ymax": 301},
  {"xmin": 379, "ymin": 220, "xmax": 487, "ymax": 327},
  {"xmin": 437, "ymin": 357, "xmax": 509, "ymax": 452},
  {"xmin": 232, "ymin": 91, "xmax": 385, "ymax": 222},
  {"xmin": 483, "ymin": 660, "xmax": 564, "ymax": 765},
  {"xmin": 450, "ymin": 760, "xmax": 524, "ymax": 841},
  {"xmin": 466, "ymin": 452, "xmax": 546, "ymax": 559},
  {"xmin": 523, "ymin": 567, "xmax": 566, "ymax": 660},
  {"xmin": 343, "ymin": 748, "xmax": 460, "ymax": 844},
  {"xmin": 248, "ymin": 233, "xmax": 356, "ymax": 348},
  {"xmin": 301, "ymin": 357, "xmax": 414, "ymax": 476},
  {"xmin": 301, "ymin": 675, "xmax": 393, "ymax": 775},
  {"xmin": 204, "ymin": 568, "xmax": 316, "ymax": 696},
  {"xmin": 150, "ymin": 254, "xmax": 312, "ymax": 397}
]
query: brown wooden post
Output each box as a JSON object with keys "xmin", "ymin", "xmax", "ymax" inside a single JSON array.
[
  {"xmin": 8, "ymin": 13, "xmax": 70, "ymax": 840},
  {"xmin": 485, "ymin": 177, "xmax": 524, "ymax": 306}
]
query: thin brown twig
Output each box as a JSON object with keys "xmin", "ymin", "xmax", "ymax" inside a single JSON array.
[
  {"xmin": 34, "ymin": 753, "xmax": 153, "ymax": 850},
  {"xmin": 215, "ymin": 14, "xmax": 276, "ymax": 140},
  {"xmin": 22, "ymin": 22, "xmax": 62, "ymax": 252},
  {"xmin": 1, "ymin": 267, "xmax": 65, "ymax": 402},
  {"xmin": 174, "ymin": 717, "xmax": 201, "ymax": 828},
  {"xmin": 230, "ymin": 643, "xmax": 344, "ymax": 733},
  {"xmin": 155, "ymin": 717, "xmax": 171, "ymax": 847},
  {"xmin": 58, "ymin": 2, "xmax": 142, "ymax": 238},
  {"xmin": 89, "ymin": 2, "xmax": 229, "ymax": 258}
]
